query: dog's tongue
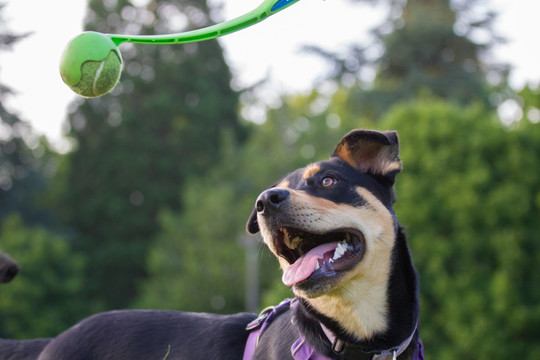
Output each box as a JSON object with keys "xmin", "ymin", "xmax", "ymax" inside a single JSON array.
[{"xmin": 282, "ymin": 242, "xmax": 339, "ymax": 286}]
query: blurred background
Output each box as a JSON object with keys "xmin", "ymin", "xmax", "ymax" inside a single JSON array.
[{"xmin": 1, "ymin": 0, "xmax": 539, "ymax": 358}]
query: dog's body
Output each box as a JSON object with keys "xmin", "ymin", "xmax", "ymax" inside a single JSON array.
[{"xmin": 0, "ymin": 130, "xmax": 421, "ymax": 360}]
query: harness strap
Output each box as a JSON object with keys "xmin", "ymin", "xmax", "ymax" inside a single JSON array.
[
  {"xmin": 243, "ymin": 327, "xmax": 260, "ymax": 360},
  {"xmin": 243, "ymin": 299, "xmax": 293, "ymax": 360}
]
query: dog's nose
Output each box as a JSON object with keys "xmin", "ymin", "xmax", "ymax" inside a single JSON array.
[{"xmin": 256, "ymin": 189, "xmax": 290, "ymax": 214}]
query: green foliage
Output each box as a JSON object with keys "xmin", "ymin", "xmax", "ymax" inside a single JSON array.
[
  {"xmin": 518, "ymin": 83, "xmax": 540, "ymax": 125},
  {"xmin": 379, "ymin": 99, "xmax": 540, "ymax": 359},
  {"xmin": 135, "ymin": 130, "xmax": 283, "ymax": 313},
  {"xmin": 135, "ymin": 138, "xmax": 248, "ymax": 312},
  {"xmin": 0, "ymin": 215, "xmax": 87, "ymax": 338}
]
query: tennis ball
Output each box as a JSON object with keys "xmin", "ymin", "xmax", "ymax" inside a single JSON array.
[{"xmin": 60, "ymin": 32, "xmax": 123, "ymax": 98}]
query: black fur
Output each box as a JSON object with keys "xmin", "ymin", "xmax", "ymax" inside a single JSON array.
[
  {"xmin": 0, "ymin": 339, "xmax": 50, "ymax": 360},
  {"xmin": 37, "ymin": 311, "xmax": 256, "ymax": 360}
]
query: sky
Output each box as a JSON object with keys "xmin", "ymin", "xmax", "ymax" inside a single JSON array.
[{"xmin": 1, "ymin": 0, "xmax": 540, "ymax": 148}]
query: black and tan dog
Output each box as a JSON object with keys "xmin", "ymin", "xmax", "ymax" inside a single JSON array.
[{"xmin": 0, "ymin": 129, "xmax": 421, "ymax": 360}]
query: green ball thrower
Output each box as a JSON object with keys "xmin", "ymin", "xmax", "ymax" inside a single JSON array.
[{"xmin": 60, "ymin": 0, "xmax": 302, "ymax": 98}]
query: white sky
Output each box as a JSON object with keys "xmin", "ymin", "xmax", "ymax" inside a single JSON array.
[{"xmin": 1, "ymin": 0, "xmax": 539, "ymax": 147}]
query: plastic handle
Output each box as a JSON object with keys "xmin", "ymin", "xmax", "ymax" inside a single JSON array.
[{"xmin": 108, "ymin": 0, "xmax": 301, "ymax": 46}]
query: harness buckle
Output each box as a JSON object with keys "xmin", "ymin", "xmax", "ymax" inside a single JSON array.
[{"xmin": 245, "ymin": 305, "xmax": 275, "ymax": 331}]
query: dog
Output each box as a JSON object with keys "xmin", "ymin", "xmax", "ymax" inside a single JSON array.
[
  {"xmin": 0, "ymin": 253, "xmax": 19, "ymax": 284},
  {"xmin": 0, "ymin": 129, "xmax": 422, "ymax": 360}
]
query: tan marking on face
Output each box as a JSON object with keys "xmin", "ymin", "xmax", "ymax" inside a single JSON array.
[
  {"xmin": 276, "ymin": 179, "xmax": 290, "ymax": 188},
  {"xmin": 302, "ymin": 164, "xmax": 321, "ymax": 179},
  {"xmin": 257, "ymin": 187, "xmax": 396, "ymax": 340}
]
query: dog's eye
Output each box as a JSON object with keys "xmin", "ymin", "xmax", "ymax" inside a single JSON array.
[{"xmin": 321, "ymin": 176, "xmax": 337, "ymax": 187}]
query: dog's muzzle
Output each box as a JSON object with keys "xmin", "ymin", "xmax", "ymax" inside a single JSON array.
[{"xmin": 255, "ymin": 188, "xmax": 365, "ymax": 291}]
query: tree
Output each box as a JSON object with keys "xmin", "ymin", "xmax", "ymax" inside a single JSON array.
[
  {"xmin": 307, "ymin": 0, "xmax": 508, "ymax": 120},
  {"xmin": 135, "ymin": 129, "xmax": 285, "ymax": 313},
  {"xmin": 58, "ymin": 0, "xmax": 247, "ymax": 309}
]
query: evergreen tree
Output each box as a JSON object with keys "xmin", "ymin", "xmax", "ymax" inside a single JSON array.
[
  {"xmin": 309, "ymin": 0, "xmax": 508, "ymax": 119},
  {"xmin": 59, "ymin": 0, "xmax": 247, "ymax": 309}
]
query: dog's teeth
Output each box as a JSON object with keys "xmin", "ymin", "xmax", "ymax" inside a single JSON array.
[
  {"xmin": 315, "ymin": 261, "xmax": 320, "ymax": 270},
  {"xmin": 341, "ymin": 236, "xmax": 354, "ymax": 251},
  {"xmin": 333, "ymin": 242, "xmax": 348, "ymax": 261},
  {"xmin": 282, "ymin": 229, "xmax": 290, "ymax": 247},
  {"xmin": 284, "ymin": 236, "xmax": 301, "ymax": 250},
  {"xmin": 283, "ymin": 229, "xmax": 302, "ymax": 250}
]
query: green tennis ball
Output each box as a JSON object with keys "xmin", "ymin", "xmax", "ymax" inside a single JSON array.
[{"xmin": 60, "ymin": 32, "xmax": 123, "ymax": 98}]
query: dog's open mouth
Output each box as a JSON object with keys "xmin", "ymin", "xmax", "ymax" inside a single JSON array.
[{"xmin": 275, "ymin": 227, "xmax": 365, "ymax": 286}]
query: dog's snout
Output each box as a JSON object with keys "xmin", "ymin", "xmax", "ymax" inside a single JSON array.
[{"xmin": 256, "ymin": 189, "xmax": 290, "ymax": 214}]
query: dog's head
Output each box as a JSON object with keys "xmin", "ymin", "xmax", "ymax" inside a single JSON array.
[{"xmin": 247, "ymin": 129, "xmax": 401, "ymax": 301}]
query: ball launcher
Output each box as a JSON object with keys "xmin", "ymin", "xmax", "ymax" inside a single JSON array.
[{"xmin": 60, "ymin": 0, "xmax": 302, "ymax": 98}]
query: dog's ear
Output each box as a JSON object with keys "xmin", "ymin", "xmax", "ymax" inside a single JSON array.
[
  {"xmin": 332, "ymin": 129, "xmax": 401, "ymax": 181},
  {"xmin": 246, "ymin": 208, "xmax": 259, "ymax": 234}
]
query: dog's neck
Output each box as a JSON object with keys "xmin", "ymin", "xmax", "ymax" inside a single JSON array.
[
  {"xmin": 305, "ymin": 274, "xmax": 390, "ymax": 340},
  {"xmin": 295, "ymin": 227, "xmax": 419, "ymax": 354}
]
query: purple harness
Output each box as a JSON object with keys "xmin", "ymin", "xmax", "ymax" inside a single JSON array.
[{"xmin": 242, "ymin": 299, "xmax": 424, "ymax": 360}]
